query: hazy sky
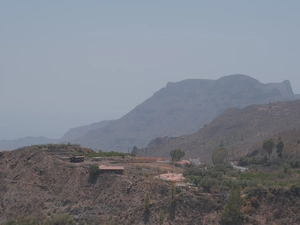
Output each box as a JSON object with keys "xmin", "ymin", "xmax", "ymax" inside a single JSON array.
[{"xmin": 1, "ymin": 1, "xmax": 300, "ymax": 140}]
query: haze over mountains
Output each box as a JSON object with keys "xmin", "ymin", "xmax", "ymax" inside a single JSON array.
[
  {"xmin": 1, "ymin": 74, "xmax": 299, "ymax": 151},
  {"xmin": 0, "ymin": 120, "xmax": 113, "ymax": 150},
  {"xmin": 59, "ymin": 120, "xmax": 113, "ymax": 142}
]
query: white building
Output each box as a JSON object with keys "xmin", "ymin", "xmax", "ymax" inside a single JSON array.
[{"xmin": 189, "ymin": 158, "xmax": 200, "ymax": 166}]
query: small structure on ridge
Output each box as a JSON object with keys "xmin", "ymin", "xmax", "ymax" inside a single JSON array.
[{"xmin": 99, "ymin": 165, "xmax": 124, "ymax": 174}]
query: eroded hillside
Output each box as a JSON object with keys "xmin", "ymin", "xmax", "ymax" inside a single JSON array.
[
  {"xmin": 1, "ymin": 146, "xmax": 300, "ymax": 224},
  {"xmin": 0, "ymin": 147, "xmax": 224, "ymax": 225},
  {"xmin": 137, "ymin": 100, "xmax": 300, "ymax": 161}
]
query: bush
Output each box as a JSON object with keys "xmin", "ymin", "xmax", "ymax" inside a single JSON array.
[
  {"xmin": 220, "ymin": 186, "xmax": 243, "ymax": 225},
  {"xmin": 52, "ymin": 213, "xmax": 76, "ymax": 225},
  {"xmin": 272, "ymin": 209, "xmax": 281, "ymax": 219},
  {"xmin": 144, "ymin": 192, "xmax": 151, "ymax": 210},
  {"xmin": 241, "ymin": 205, "xmax": 254, "ymax": 214},
  {"xmin": 250, "ymin": 196, "xmax": 260, "ymax": 208},
  {"xmin": 199, "ymin": 177, "xmax": 219, "ymax": 192},
  {"xmin": 281, "ymin": 163, "xmax": 290, "ymax": 173},
  {"xmin": 89, "ymin": 164, "xmax": 100, "ymax": 176}
]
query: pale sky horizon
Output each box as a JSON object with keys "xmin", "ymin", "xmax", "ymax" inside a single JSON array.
[{"xmin": 1, "ymin": 1, "xmax": 300, "ymax": 140}]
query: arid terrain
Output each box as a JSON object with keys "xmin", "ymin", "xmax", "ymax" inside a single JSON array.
[
  {"xmin": 1, "ymin": 145, "xmax": 300, "ymax": 224},
  {"xmin": 137, "ymin": 100, "xmax": 300, "ymax": 161},
  {"xmin": 0, "ymin": 146, "xmax": 223, "ymax": 225}
]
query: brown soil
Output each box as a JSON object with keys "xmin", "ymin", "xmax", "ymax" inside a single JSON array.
[
  {"xmin": 0, "ymin": 147, "xmax": 223, "ymax": 225},
  {"xmin": 1, "ymin": 146, "xmax": 300, "ymax": 225}
]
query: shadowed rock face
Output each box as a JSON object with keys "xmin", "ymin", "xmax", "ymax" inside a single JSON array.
[{"xmin": 73, "ymin": 74, "xmax": 298, "ymax": 151}]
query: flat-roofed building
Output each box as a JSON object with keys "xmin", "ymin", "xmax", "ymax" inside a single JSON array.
[
  {"xmin": 99, "ymin": 165, "xmax": 124, "ymax": 174},
  {"xmin": 70, "ymin": 156, "xmax": 85, "ymax": 163}
]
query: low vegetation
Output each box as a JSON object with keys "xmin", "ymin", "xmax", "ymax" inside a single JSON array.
[
  {"xmin": 170, "ymin": 149, "xmax": 185, "ymax": 163},
  {"xmin": 2, "ymin": 135, "xmax": 300, "ymax": 225},
  {"xmin": 3, "ymin": 213, "xmax": 77, "ymax": 225},
  {"xmin": 34, "ymin": 143, "xmax": 71, "ymax": 150},
  {"xmin": 88, "ymin": 164, "xmax": 100, "ymax": 177},
  {"xmin": 84, "ymin": 150, "xmax": 133, "ymax": 158},
  {"xmin": 220, "ymin": 186, "xmax": 243, "ymax": 225}
]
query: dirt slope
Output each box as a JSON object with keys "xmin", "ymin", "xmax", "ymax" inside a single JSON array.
[{"xmin": 0, "ymin": 147, "xmax": 224, "ymax": 225}]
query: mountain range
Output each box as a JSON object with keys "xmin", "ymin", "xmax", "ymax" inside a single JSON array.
[
  {"xmin": 0, "ymin": 74, "xmax": 299, "ymax": 151},
  {"xmin": 70, "ymin": 74, "xmax": 298, "ymax": 151}
]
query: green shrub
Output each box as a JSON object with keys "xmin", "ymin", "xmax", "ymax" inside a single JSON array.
[
  {"xmin": 220, "ymin": 186, "xmax": 243, "ymax": 225},
  {"xmin": 89, "ymin": 164, "xmax": 100, "ymax": 176},
  {"xmin": 199, "ymin": 177, "xmax": 219, "ymax": 192},
  {"xmin": 52, "ymin": 213, "xmax": 75, "ymax": 225},
  {"xmin": 144, "ymin": 192, "xmax": 151, "ymax": 210},
  {"xmin": 159, "ymin": 210, "xmax": 165, "ymax": 225},
  {"xmin": 170, "ymin": 184, "xmax": 176, "ymax": 202},
  {"xmin": 250, "ymin": 196, "xmax": 260, "ymax": 208}
]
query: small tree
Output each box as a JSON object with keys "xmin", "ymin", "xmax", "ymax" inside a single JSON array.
[
  {"xmin": 89, "ymin": 164, "xmax": 100, "ymax": 177},
  {"xmin": 144, "ymin": 192, "xmax": 151, "ymax": 211},
  {"xmin": 212, "ymin": 147, "xmax": 228, "ymax": 165},
  {"xmin": 276, "ymin": 137, "xmax": 284, "ymax": 158},
  {"xmin": 170, "ymin": 183, "xmax": 176, "ymax": 202},
  {"xmin": 159, "ymin": 210, "xmax": 165, "ymax": 225},
  {"xmin": 220, "ymin": 186, "xmax": 243, "ymax": 225},
  {"xmin": 170, "ymin": 149, "xmax": 185, "ymax": 163},
  {"xmin": 263, "ymin": 139, "xmax": 275, "ymax": 160}
]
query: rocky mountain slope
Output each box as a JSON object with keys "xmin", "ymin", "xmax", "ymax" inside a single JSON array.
[
  {"xmin": 1, "ymin": 74, "xmax": 298, "ymax": 152},
  {"xmin": 137, "ymin": 100, "xmax": 300, "ymax": 161},
  {"xmin": 245, "ymin": 129, "xmax": 300, "ymax": 159},
  {"xmin": 74, "ymin": 74, "xmax": 298, "ymax": 151}
]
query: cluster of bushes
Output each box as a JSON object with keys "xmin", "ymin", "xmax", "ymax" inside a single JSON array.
[
  {"xmin": 238, "ymin": 156, "xmax": 300, "ymax": 169},
  {"xmin": 85, "ymin": 150, "xmax": 133, "ymax": 158},
  {"xmin": 35, "ymin": 143, "xmax": 70, "ymax": 150},
  {"xmin": 4, "ymin": 213, "xmax": 77, "ymax": 225},
  {"xmin": 183, "ymin": 163, "xmax": 237, "ymax": 191},
  {"xmin": 184, "ymin": 160, "xmax": 300, "ymax": 193},
  {"xmin": 238, "ymin": 156, "xmax": 268, "ymax": 166}
]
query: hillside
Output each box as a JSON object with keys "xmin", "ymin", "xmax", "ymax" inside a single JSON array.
[
  {"xmin": 137, "ymin": 100, "xmax": 300, "ymax": 161},
  {"xmin": 2, "ymin": 146, "xmax": 300, "ymax": 224},
  {"xmin": 73, "ymin": 74, "xmax": 298, "ymax": 151},
  {"xmin": 245, "ymin": 129, "xmax": 300, "ymax": 159},
  {"xmin": 0, "ymin": 146, "xmax": 224, "ymax": 225}
]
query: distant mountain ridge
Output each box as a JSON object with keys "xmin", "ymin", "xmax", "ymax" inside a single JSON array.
[
  {"xmin": 0, "ymin": 120, "xmax": 114, "ymax": 150},
  {"xmin": 136, "ymin": 100, "xmax": 300, "ymax": 161},
  {"xmin": 0, "ymin": 136, "xmax": 55, "ymax": 150},
  {"xmin": 59, "ymin": 120, "xmax": 114, "ymax": 142},
  {"xmin": 73, "ymin": 74, "xmax": 298, "ymax": 151},
  {"xmin": 1, "ymin": 74, "xmax": 299, "ymax": 151}
]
